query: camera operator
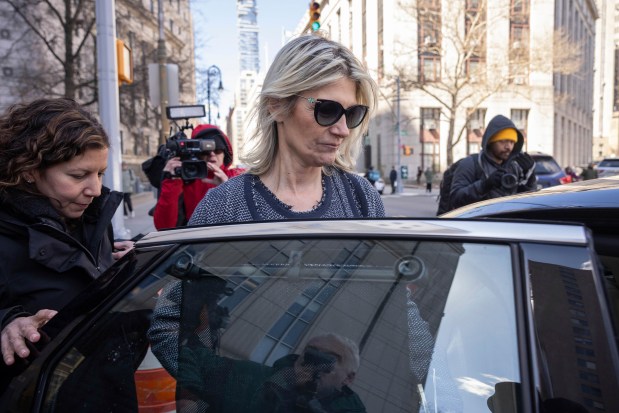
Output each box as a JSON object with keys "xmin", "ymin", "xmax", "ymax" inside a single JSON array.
[
  {"xmin": 450, "ymin": 114, "xmax": 537, "ymax": 210},
  {"xmin": 153, "ymin": 124, "xmax": 244, "ymax": 230}
]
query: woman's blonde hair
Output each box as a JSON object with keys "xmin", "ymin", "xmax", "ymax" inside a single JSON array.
[{"xmin": 241, "ymin": 34, "xmax": 378, "ymax": 175}]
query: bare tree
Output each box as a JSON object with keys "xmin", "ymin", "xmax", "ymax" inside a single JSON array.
[
  {"xmin": 394, "ymin": 0, "xmax": 582, "ymax": 165},
  {"xmin": 4, "ymin": 0, "xmax": 97, "ymax": 104}
]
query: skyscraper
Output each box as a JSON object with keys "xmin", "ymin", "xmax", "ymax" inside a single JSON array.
[{"xmin": 237, "ymin": 0, "xmax": 260, "ymax": 73}]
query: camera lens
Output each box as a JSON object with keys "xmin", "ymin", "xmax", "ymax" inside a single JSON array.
[
  {"xmin": 501, "ymin": 173, "xmax": 518, "ymax": 189},
  {"xmin": 181, "ymin": 160, "xmax": 208, "ymax": 180}
]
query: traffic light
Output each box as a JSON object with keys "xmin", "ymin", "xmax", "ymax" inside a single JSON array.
[
  {"xmin": 116, "ymin": 39, "xmax": 133, "ymax": 85},
  {"xmin": 402, "ymin": 145, "xmax": 413, "ymax": 156},
  {"xmin": 309, "ymin": 2, "xmax": 321, "ymax": 31}
]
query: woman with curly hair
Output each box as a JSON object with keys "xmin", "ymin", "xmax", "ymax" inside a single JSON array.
[{"xmin": 0, "ymin": 98, "xmax": 132, "ymax": 381}]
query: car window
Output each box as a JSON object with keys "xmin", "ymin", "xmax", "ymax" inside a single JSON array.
[
  {"xmin": 533, "ymin": 157, "xmax": 561, "ymax": 174},
  {"xmin": 598, "ymin": 159, "xmax": 619, "ymax": 168},
  {"xmin": 31, "ymin": 238, "xmax": 522, "ymax": 412},
  {"xmin": 522, "ymin": 244, "xmax": 619, "ymax": 412}
]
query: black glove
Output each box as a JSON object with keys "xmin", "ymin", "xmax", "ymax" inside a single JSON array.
[
  {"xmin": 482, "ymin": 170, "xmax": 505, "ymax": 192},
  {"xmin": 514, "ymin": 153, "xmax": 535, "ymax": 172}
]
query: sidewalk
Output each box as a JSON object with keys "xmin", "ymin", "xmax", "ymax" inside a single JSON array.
[{"xmin": 122, "ymin": 191, "xmax": 157, "ymax": 239}]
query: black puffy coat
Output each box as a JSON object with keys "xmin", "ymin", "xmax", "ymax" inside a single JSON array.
[
  {"xmin": 0, "ymin": 187, "xmax": 122, "ymax": 329},
  {"xmin": 450, "ymin": 115, "xmax": 537, "ymax": 209}
]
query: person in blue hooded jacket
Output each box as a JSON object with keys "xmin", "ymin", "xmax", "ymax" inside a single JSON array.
[{"xmin": 450, "ymin": 114, "xmax": 537, "ymax": 210}]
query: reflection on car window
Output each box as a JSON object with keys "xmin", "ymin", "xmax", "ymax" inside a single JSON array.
[
  {"xmin": 40, "ymin": 238, "xmax": 523, "ymax": 412},
  {"xmin": 147, "ymin": 239, "xmax": 520, "ymax": 412},
  {"xmin": 523, "ymin": 244, "xmax": 619, "ymax": 412}
]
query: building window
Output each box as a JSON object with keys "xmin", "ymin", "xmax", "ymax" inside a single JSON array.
[
  {"xmin": 510, "ymin": 108, "xmax": 529, "ymax": 148},
  {"xmin": 420, "ymin": 55, "xmax": 441, "ymax": 82},
  {"xmin": 465, "ymin": 0, "xmax": 486, "ymax": 80},
  {"xmin": 420, "ymin": 107, "xmax": 440, "ymax": 170},
  {"xmin": 467, "ymin": 108, "xmax": 486, "ymax": 155},
  {"xmin": 509, "ymin": 0, "xmax": 530, "ymax": 84},
  {"xmin": 2, "ymin": 67, "xmax": 13, "ymax": 77},
  {"xmin": 418, "ymin": 0, "xmax": 441, "ymax": 83}
]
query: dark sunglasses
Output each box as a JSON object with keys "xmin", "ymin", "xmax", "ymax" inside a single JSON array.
[
  {"xmin": 297, "ymin": 95, "xmax": 369, "ymax": 129},
  {"xmin": 202, "ymin": 148, "xmax": 224, "ymax": 156}
]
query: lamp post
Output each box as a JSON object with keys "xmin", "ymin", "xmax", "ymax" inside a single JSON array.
[{"xmin": 206, "ymin": 65, "xmax": 224, "ymax": 124}]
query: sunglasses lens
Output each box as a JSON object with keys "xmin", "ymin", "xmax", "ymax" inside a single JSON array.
[
  {"xmin": 345, "ymin": 105, "xmax": 368, "ymax": 129},
  {"xmin": 315, "ymin": 100, "xmax": 344, "ymax": 127}
]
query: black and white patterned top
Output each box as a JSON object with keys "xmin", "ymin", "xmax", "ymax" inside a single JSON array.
[{"xmin": 188, "ymin": 168, "xmax": 385, "ymax": 225}]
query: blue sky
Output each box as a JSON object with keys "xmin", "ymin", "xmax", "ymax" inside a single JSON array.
[{"xmin": 190, "ymin": 1, "xmax": 309, "ymax": 115}]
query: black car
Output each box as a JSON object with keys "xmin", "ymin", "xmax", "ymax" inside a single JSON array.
[
  {"xmin": 443, "ymin": 176, "xmax": 619, "ymax": 408},
  {"xmin": 1, "ymin": 217, "xmax": 618, "ymax": 412}
]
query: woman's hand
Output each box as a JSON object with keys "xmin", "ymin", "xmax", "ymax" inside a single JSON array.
[
  {"xmin": 112, "ymin": 240, "xmax": 135, "ymax": 260},
  {"xmin": 201, "ymin": 162, "xmax": 229, "ymax": 186},
  {"xmin": 1, "ymin": 309, "xmax": 57, "ymax": 365}
]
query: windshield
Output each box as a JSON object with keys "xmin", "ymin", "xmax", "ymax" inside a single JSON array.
[
  {"xmin": 533, "ymin": 156, "xmax": 562, "ymax": 174},
  {"xmin": 598, "ymin": 159, "xmax": 619, "ymax": 168}
]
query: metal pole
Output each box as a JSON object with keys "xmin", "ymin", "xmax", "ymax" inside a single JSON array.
[
  {"xmin": 207, "ymin": 69, "xmax": 212, "ymax": 124},
  {"xmin": 95, "ymin": 0, "xmax": 130, "ymax": 239},
  {"xmin": 157, "ymin": 0, "xmax": 169, "ymax": 145},
  {"xmin": 396, "ymin": 76, "xmax": 403, "ymax": 194},
  {"xmin": 206, "ymin": 65, "xmax": 223, "ymax": 125}
]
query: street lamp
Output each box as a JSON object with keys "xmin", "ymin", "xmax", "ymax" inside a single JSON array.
[{"xmin": 206, "ymin": 65, "xmax": 224, "ymax": 124}]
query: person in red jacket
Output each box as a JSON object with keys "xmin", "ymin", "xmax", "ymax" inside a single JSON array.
[{"xmin": 153, "ymin": 124, "xmax": 244, "ymax": 229}]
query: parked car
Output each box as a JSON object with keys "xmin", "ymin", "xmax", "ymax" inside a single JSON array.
[
  {"xmin": 1, "ymin": 217, "xmax": 618, "ymax": 412},
  {"xmin": 374, "ymin": 176, "xmax": 385, "ymax": 194},
  {"xmin": 529, "ymin": 151, "xmax": 572, "ymax": 189},
  {"xmin": 596, "ymin": 157, "xmax": 619, "ymax": 178}
]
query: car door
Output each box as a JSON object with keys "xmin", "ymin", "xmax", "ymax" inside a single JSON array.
[{"xmin": 2, "ymin": 220, "xmax": 617, "ymax": 413}]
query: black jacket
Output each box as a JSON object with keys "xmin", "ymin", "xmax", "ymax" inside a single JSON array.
[
  {"xmin": 450, "ymin": 115, "xmax": 537, "ymax": 209},
  {"xmin": 0, "ymin": 186, "xmax": 122, "ymax": 330}
]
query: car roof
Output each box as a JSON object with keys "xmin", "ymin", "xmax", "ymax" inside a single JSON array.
[
  {"xmin": 137, "ymin": 218, "xmax": 589, "ymax": 246},
  {"xmin": 442, "ymin": 175, "xmax": 619, "ymax": 218}
]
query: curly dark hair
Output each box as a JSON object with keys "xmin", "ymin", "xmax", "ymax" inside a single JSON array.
[{"xmin": 0, "ymin": 98, "xmax": 109, "ymax": 193}]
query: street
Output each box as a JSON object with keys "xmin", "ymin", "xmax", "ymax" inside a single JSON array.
[{"xmin": 122, "ymin": 184, "xmax": 441, "ymax": 239}]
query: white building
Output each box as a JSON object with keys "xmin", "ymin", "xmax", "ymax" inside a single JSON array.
[{"xmin": 300, "ymin": 0, "xmax": 598, "ymax": 180}]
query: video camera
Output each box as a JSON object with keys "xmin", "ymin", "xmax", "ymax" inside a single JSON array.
[{"xmin": 164, "ymin": 105, "xmax": 213, "ymax": 180}]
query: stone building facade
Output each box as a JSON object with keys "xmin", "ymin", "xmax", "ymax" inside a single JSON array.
[{"xmin": 0, "ymin": 0, "xmax": 197, "ymax": 185}]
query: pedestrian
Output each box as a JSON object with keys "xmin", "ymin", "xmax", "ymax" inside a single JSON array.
[
  {"xmin": 390, "ymin": 166, "xmax": 398, "ymax": 194},
  {"xmin": 152, "ymin": 124, "xmax": 245, "ymax": 229},
  {"xmin": 565, "ymin": 166, "xmax": 579, "ymax": 182},
  {"xmin": 0, "ymin": 98, "xmax": 133, "ymax": 391},
  {"xmin": 424, "ymin": 167, "xmax": 434, "ymax": 192},
  {"xmin": 365, "ymin": 165, "xmax": 379, "ymax": 187},
  {"xmin": 580, "ymin": 163, "xmax": 598, "ymax": 181},
  {"xmin": 122, "ymin": 162, "xmax": 136, "ymax": 218},
  {"xmin": 188, "ymin": 34, "xmax": 384, "ymax": 226},
  {"xmin": 449, "ymin": 114, "xmax": 537, "ymax": 210},
  {"xmin": 416, "ymin": 166, "xmax": 423, "ymax": 185},
  {"xmin": 149, "ymin": 34, "xmax": 385, "ymax": 378}
]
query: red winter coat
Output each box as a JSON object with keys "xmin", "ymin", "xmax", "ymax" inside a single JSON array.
[
  {"xmin": 153, "ymin": 167, "xmax": 244, "ymax": 230},
  {"xmin": 153, "ymin": 124, "xmax": 245, "ymax": 230}
]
